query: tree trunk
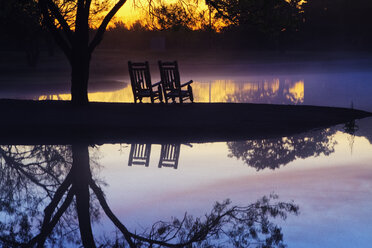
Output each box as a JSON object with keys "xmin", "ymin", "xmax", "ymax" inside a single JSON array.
[
  {"xmin": 71, "ymin": 50, "xmax": 90, "ymax": 105},
  {"xmin": 72, "ymin": 144, "xmax": 96, "ymax": 248},
  {"xmin": 71, "ymin": 4, "xmax": 90, "ymax": 106}
]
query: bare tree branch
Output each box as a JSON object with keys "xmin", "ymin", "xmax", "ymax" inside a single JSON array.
[
  {"xmin": 39, "ymin": 0, "xmax": 72, "ymax": 62},
  {"xmin": 45, "ymin": 0, "xmax": 74, "ymax": 43},
  {"xmin": 89, "ymin": 0, "xmax": 127, "ymax": 53},
  {"xmin": 29, "ymin": 187, "xmax": 75, "ymax": 248},
  {"xmin": 89, "ymin": 180, "xmax": 136, "ymax": 248}
]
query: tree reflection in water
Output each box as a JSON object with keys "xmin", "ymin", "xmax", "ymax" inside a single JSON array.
[
  {"xmin": 228, "ymin": 128, "xmax": 337, "ymax": 170},
  {"xmin": 0, "ymin": 144, "xmax": 298, "ymax": 248}
]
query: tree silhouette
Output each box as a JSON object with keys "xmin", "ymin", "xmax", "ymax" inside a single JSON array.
[
  {"xmin": 206, "ymin": 0, "xmax": 302, "ymax": 45},
  {"xmin": 301, "ymin": 0, "xmax": 372, "ymax": 49},
  {"xmin": 0, "ymin": 144, "xmax": 299, "ymax": 247},
  {"xmin": 36, "ymin": 0, "xmax": 127, "ymax": 105},
  {"xmin": 228, "ymin": 127, "xmax": 337, "ymax": 170}
]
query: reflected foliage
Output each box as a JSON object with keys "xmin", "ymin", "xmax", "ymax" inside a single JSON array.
[
  {"xmin": 0, "ymin": 145, "xmax": 79, "ymax": 247},
  {"xmin": 0, "ymin": 144, "xmax": 298, "ymax": 247},
  {"xmin": 107, "ymin": 195, "xmax": 298, "ymax": 248},
  {"xmin": 228, "ymin": 128, "xmax": 336, "ymax": 170},
  {"xmin": 224, "ymin": 80, "xmax": 304, "ymax": 104}
]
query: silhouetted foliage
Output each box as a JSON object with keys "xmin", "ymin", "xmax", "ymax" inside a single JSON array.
[
  {"xmin": 0, "ymin": 0, "xmax": 42, "ymax": 65},
  {"xmin": 301, "ymin": 0, "xmax": 372, "ymax": 49},
  {"xmin": 208, "ymin": 0, "xmax": 302, "ymax": 33},
  {"xmin": 152, "ymin": 3, "xmax": 196, "ymax": 31},
  {"xmin": 228, "ymin": 128, "xmax": 337, "ymax": 170}
]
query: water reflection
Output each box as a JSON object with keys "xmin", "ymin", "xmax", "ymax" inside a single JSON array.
[
  {"xmin": 127, "ymin": 143, "xmax": 184, "ymax": 169},
  {"xmin": 0, "ymin": 144, "xmax": 298, "ymax": 247},
  {"xmin": 227, "ymin": 127, "xmax": 337, "ymax": 170},
  {"xmin": 158, "ymin": 144, "xmax": 181, "ymax": 169},
  {"xmin": 37, "ymin": 79, "xmax": 304, "ymax": 104},
  {"xmin": 0, "ymin": 145, "xmax": 79, "ymax": 245},
  {"xmin": 128, "ymin": 143, "xmax": 152, "ymax": 167}
]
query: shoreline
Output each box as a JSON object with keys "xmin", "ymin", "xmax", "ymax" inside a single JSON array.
[{"xmin": 0, "ymin": 99, "xmax": 370, "ymax": 145}]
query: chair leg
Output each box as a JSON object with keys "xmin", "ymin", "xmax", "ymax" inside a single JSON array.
[
  {"xmin": 188, "ymin": 85, "xmax": 194, "ymax": 103},
  {"xmin": 158, "ymin": 86, "xmax": 163, "ymax": 103}
]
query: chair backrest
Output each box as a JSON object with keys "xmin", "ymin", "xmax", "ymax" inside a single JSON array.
[
  {"xmin": 158, "ymin": 144, "xmax": 180, "ymax": 169},
  {"xmin": 128, "ymin": 143, "xmax": 151, "ymax": 167},
  {"xmin": 158, "ymin": 61, "xmax": 181, "ymax": 91},
  {"xmin": 128, "ymin": 61, "xmax": 152, "ymax": 92}
]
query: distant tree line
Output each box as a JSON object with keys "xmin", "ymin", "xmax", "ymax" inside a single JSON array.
[
  {"xmin": 2, "ymin": 0, "xmax": 372, "ymax": 66},
  {"xmin": 97, "ymin": 0, "xmax": 372, "ymax": 51}
]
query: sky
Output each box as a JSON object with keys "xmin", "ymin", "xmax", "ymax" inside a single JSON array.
[
  {"xmin": 115, "ymin": 0, "xmax": 143, "ymax": 25},
  {"xmin": 112, "ymin": 0, "xmax": 209, "ymax": 26}
]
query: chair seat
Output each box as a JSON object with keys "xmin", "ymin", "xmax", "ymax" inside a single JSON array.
[
  {"xmin": 166, "ymin": 90, "xmax": 191, "ymax": 97},
  {"xmin": 137, "ymin": 89, "xmax": 161, "ymax": 96}
]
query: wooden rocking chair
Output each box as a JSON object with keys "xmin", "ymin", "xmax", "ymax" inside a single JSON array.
[
  {"xmin": 158, "ymin": 144, "xmax": 181, "ymax": 169},
  {"xmin": 128, "ymin": 61, "xmax": 163, "ymax": 103},
  {"xmin": 158, "ymin": 61, "xmax": 193, "ymax": 103},
  {"xmin": 128, "ymin": 143, "xmax": 152, "ymax": 167}
]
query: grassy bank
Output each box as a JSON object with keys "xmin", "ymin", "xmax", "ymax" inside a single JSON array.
[{"xmin": 0, "ymin": 100, "xmax": 370, "ymax": 145}]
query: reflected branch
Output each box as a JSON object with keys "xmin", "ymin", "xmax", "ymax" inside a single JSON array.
[
  {"xmin": 89, "ymin": 180, "xmax": 136, "ymax": 248},
  {"xmin": 0, "ymin": 144, "xmax": 299, "ymax": 247},
  {"xmin": 30, "ymin": 187, "xmax": 75, "ymax": 248}
]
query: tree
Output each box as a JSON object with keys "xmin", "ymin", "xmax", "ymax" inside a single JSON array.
[
  {"xmin": 37, "ymin": 0, "xmax": 127, "ymax": 105},
  {"xmin": 301, "ymin": 0, "xmax": 372, "ymax": 49},
  {"xmin": 206, "ymin": 0, "xmax": 303, "ymax": 46}
]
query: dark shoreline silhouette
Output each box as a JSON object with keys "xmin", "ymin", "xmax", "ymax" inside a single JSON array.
[{"xmin": 0, "ymin": 99, "xmax": 370, "ymax": 145}]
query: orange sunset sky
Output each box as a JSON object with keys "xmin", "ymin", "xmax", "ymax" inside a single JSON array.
[{"xmin": 114, "ymin": 0, "xmax": 209, "ymax": 26}]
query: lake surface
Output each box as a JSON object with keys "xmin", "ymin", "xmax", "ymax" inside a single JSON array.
[{"xmin": 0, "ymin": 64, "xmax": 372, "ymax": 247}]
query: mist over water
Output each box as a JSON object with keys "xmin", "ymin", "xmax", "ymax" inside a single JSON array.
[{"xmin": 1, "ymin": 57, "xmax": 372, "ymax": 247}]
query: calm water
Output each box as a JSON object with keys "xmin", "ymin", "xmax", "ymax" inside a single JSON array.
[{"xmin": 0, "ymin": 67, "xmax": 372, "ymax": 247}]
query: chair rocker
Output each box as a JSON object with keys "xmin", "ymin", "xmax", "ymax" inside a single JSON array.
[
  {"xmin": 158, "ymin": 61, "xmax": 193, "ymax": 103},
  {"xmin": 128, "ymin": 61, "xmax": 163, "ymax": 103}
]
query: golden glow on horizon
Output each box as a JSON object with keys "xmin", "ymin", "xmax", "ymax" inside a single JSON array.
[
  {"xmin": 113, "ymin": 0, "xmax": 210, "ymax": 27},
  {"xmin": 112, "ymin": 0, "xmax": 302, "ymax": 27},
  {"xmin": 38, "ymin": 79, "xmax": 304, "ymax": 104},
  {"xmin": 288, "ymin": 80, "xmax": 304, "ymax": 103}
]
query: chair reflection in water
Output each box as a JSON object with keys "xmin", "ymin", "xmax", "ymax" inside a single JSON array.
[
  {"xmin": 158, "ymin": 144, "xmax": 181, "ymax": 169},
  {"xmin": 128, "ymin": 144, "xmax": 152, "ymax": 167}
]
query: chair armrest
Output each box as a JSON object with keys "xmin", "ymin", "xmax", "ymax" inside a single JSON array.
[
  {"xmin": 152, "ymin": 81, "xmax": 161, "ymax": 87},
  {"xmin": 180, "ymin": 80, "xmax": 193, "ymax": 87}
]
